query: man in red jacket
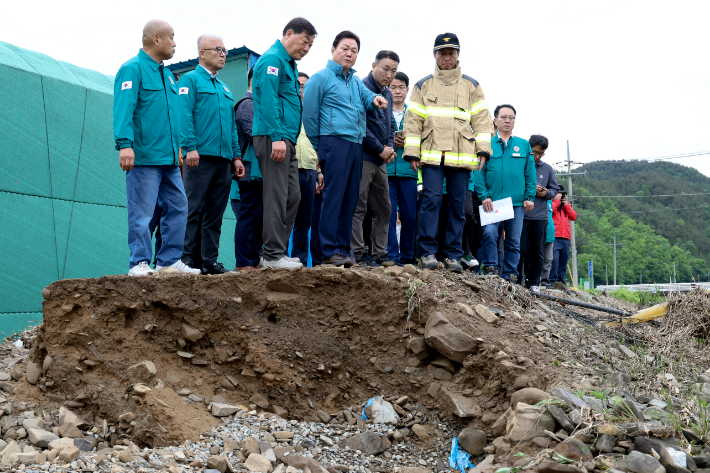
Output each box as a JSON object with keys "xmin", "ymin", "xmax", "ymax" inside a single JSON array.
[{"xmin": 550, "ymin": 185, "xmax": 577, "ymax": 286}]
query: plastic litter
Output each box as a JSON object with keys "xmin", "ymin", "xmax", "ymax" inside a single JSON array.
[
  {"xmin": 361, "ymin": 397, "xmax": 376, "ymax": 420},
  {"xmin": 449, "ymin": 437, "xmax": 474, "ymax": 473},
  {"xmin": 13, "ymin": 339, "xmax": 23, "ymax": 349}
]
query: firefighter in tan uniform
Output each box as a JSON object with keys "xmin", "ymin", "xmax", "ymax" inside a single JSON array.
[{"xmin": 403, "ymin": 33, "xmax": 494, "ymax": 272}]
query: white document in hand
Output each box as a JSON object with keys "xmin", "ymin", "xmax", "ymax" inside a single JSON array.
[{"xmin": 479, "ymin": 197, "xmax": 514, "ymax": 226}]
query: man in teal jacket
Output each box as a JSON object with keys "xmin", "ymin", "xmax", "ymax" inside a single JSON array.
[
  {"xmin": 178, "ymin": 34, "xmax": 243, "ymax": 275},
  {"xmin": 475, "ymin": 104, "xmax": 535, "ymax": 281},
  {"xmin": 252, "ymin": 17, "xmax": 317, "ymax": 270},
  {"xmin": 386, "ymin": 72, "xmax": 417, "ymax": 265},
  {"xmin": 113, "ymin": 20, "xmax": 198, "ymax": 276}
]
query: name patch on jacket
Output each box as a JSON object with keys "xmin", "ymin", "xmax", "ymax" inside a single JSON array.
[
  {"xmin": 179, "ymin": 87, "xmax": 189, "ymax": 95},
  {"xmin": 512, "ymin": 153, "xmax": 521, "ymax": 157},
  {"xmin": 121, "ymin": 81, "xmax": 132, "ymax": 90},
  {"xmin": 267, "ymin": 66, "xmax": 279, "ymax": 76}
]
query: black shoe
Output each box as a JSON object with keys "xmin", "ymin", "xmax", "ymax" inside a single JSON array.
[
  {"xmin": 358, "ymin": 254, "xmax": 381, "ymax": 267},
  {"xmin": 323, "ymin": 253, "xmax": 355, "ymax": 267},
  {"xmin": 443, "ymin": 258, "xmax": 463, "ymax": 273},
  {"xmin": 375, "ymin": 255, "xmax": 396, "ymax": 267},
  {"xmin": 201, "ymin": 262, "xmax": 235, "ymax": 275},
  {"xmin": 483, "ymin": 265, "xmax": 498, "ymax": 276}
]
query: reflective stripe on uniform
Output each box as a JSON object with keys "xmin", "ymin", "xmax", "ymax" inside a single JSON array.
[
  {"xmin": 470, "ymin": 100, "xmax": 487, "ymax": 116},
  {"xmin": 404, "ymin": 137, "xmax": 421, "ymax": 148},
  {"xmin": 408, "ymin": 102, "xmax": 427, "ymax": 117},
  {"xmin": 425, "ymin": 107, "xmax": 470, "ymax": 120},
  {"xmin": 420, "ymin": 150, "xmax": 479, "ymax": 167},
  {"xmin": 475, "ymin": 133, "xmax": 491, "ymax": 142}
]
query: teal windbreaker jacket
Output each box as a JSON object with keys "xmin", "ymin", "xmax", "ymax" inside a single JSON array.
[
  {"xmin": 474, "ymin": 133, "xmax": 535, "ymax": 207},
  {"xmin": 178, "ymin": 65, "xmax": 240, "ymax": 160},
  {"xmin": 302, "ymin": 60, "xmax": 378, "ymax": 151},
  {"xmin": 113, "ymin": 49, "xmax": 180, "ymax": 166},
  {"xmin": 251, "ymin": 40, "xmax": 302, "ymax": 144}
]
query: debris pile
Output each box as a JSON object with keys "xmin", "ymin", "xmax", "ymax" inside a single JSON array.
[{"xmin": 0, "ymin": 266, "xmax": 706, "ymax": 472}]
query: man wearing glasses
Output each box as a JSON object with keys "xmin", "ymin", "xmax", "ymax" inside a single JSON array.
[
  {"xmin": 517, "ymin": 134, "xmax": 558, "ymax": 291},
  {"xmin": 178, "ymin": 35, "xmax": 243, "ymax": 275},
  {"xmin": 351, "ymin": 50, "xmax": 399, "ymax": 267},
  {"xmin": 475, "ymin": 104, "xmax": 536, "ymax": 281}
]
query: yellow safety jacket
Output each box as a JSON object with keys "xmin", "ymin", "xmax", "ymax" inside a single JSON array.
[{"xmin": 403, "ymin": 63, "xmax": 493, "ymax": 170}]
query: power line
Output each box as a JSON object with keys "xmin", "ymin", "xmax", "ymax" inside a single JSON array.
[
  {"xmin": 642, "ymin": 150, "xmax": 710, "ymax": 161},
  {"xmin": 578, "ymin": 205, "xmax": 710, "ymax": 216},
  {"xmin": 575, "ymin": 192, "xmax": 710, "ymax": 198}
]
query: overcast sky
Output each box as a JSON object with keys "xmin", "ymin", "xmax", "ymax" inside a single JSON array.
[{"xmin": 5, "ymin": 0, "xmax": 709, "ymax": 179}]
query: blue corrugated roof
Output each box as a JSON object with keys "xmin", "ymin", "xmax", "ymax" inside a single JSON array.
[{"xmin": 167, "ymin": 45, "xmax": 259, "ymax": 71}]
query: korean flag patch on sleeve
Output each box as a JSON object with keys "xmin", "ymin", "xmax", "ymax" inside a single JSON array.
[
  {"xmin": 121, "ymin": 81, "xmax": 132, "ymax": 90},
  {"xmin": 267, "ymin": 66, "xmax": 279, "ymax": 76},
  {"xmin": 179, "ymin": 87, "xmax": 189, "ymax": 95}
]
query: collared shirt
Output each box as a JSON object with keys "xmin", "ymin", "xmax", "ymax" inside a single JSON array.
[
  {"xmin": 199, "ymin": 64, "xmax": 218, "ymax": 79},
  {"xmin": 177, "ymin": 63, "xmax": 239, "ymax": 160},
  {"xmin": 113, "ymin": 49, "xmax": 180, "ymax": 166},
  {"xmin": 392, "ymin": 108, "xmax": 406, "ymax": 125}
]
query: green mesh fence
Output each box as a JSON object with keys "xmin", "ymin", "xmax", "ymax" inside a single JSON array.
[{"xmin": 0, "ymin": 42, "xmax": 246, "ymax": 335}]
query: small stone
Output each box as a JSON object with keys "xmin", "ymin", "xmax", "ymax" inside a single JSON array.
[
  {"xmin": 548, "ymin": 405, "xmax": 575, "ymax": 433},
  {"xmin": 274, "ymin": 431, "xmax": 294, "ymax": 440},
  {"xmin": 403, "ymin": 264, "xmax": 417, "ymax": 274},
  {"xmin": 211, "ymin": 403, "xmax": 241, "ymax": 417},
  {"xmin": 433, "ymin": 367, "xmax": 453, "ymax": 381},
  {"xmin": 207, "ymin": 455, "xmax": 228, "ymax": 472},
  {"xmin": 458, "ymin": 428, "xmax": 487, "ymax": 456},
  {"xmin": 598, "ymin": 424, "xmax": 620, "ymax": 436},
  {"xmin": 475, "ymin": 304, "xmax": 499, "ymax": 324},
  {"xmin": 411, "ymin": 424, "xmax": 429, "ymax": 439},
  {"xmin": 133, "ymin": 384, "xmax": 151, "ymax": 395},
  {"xmin": 272, "ymin": 405, "xmax": 288, "ymax": 418},
  {"xmin": 338, "ymin": 430, "xmax": 386, "ymax": 455},
  {"xmin": 427, "ymin": 383, "xmax": 441, "ymax": 398},
  {"xmin": 596, "ymin": 434, "xmax": 616, "ymax": 453},
  {"xmin": 118, "ymin": 450, "xmax": 133, "ymax": 463},
  {"xmin": 242, "ymin": 437, "xmax": 261, "ymax": 457},
  {"xmin": 316, "ymin": 410, "xmax": 331, "ymax": 423},
  {"xmin": 625, "ymin": 451, "xmax": 665, "ymax": 473},
  {"xmin": 364, "ymin": 397, "xmax": 400, "ymax": 424},
  {"xmin": 59, "ymin": 445, "xmax": 80, "ymax": 462},
  {"xmin": 27, "ymin": 428, "xmax": 59, "ymax": 448},
  {"xmin": 126, "ymin": 361, "xmax": 157, "ymax": 380},
  {"xmin": 244, "ymin": 453, "xmax": 273, "ymax": 472},
  {"xmin": 554, "ymin": 437, "xmax": 594, "ymax": 462},
  {"xmin": 181, "ymin": 324, "xmax": 205, "ymax": 342},
  {"xmin": 537, "ymin": 460, "xmax": 585, "ymax": 473},
  {"xmin": 250, "ymin": 393, "xmax": 270, "ymax": 409},
  {"xmin": 58, "ymin": 423, "xmax": 83, "ymax": 438},
  {"xmin": 26, "ymin": 362, "xmax": 40, "ymax": 385},
  {"xmin": 619, "ymin": 345, "xmax": 637, "ymax": 359},
  {"xmin": 430, "ymin": 355, "xmax": 455, "ymax": 373}
]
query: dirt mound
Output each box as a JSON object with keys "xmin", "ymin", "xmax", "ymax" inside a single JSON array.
[{"xmin": 30, "ymin": 267, "xmax": 572, "ymax": 447}]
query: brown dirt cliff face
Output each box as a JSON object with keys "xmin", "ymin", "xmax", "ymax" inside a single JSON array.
[{"xmin": 35, "ymin": 267, "xmax": 569, "ymax": 447}]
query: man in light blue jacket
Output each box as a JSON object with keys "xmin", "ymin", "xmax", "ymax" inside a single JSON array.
[{"xmin": 302, "ymin": 30, "xmax": 388, "ymax": 267}]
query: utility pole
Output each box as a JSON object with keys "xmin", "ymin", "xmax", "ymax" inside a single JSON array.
[
  {"xmin": 673, "ymin": 263, "xmax": 676, "ymax": 284},
  {"xmin": 613, "ymin": 234, "xmax": 617, "ymax": 285},
  {"xmin": 606, "ymin": 266, "xmax": 609, "ymax": 286},
  {"xmin": 567, "ymin": 141, "xmax": 578, "ymax": 287}
]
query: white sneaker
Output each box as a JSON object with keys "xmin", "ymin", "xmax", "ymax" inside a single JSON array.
[
  {"xmin": 128, "ymin": 262, "xmax": 157, "ymax": 276},
  {"xmin": 156, "ymin": 260, "xmax": 201, "ymax": 274},
  {"xmin": 530, "ymin": 285, "xmax": 541, "ymax": 293},
  {"xmin": 285, "ymin": 256, "xmax": 300, "ymax": 263},
  {"xmin": 260, "ymin": 256, "xmax": 303, "ymax": 269}
]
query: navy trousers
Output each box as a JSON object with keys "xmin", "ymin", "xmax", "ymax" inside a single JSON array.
[
  {"xmin": 310, "ymin": 192, "xmax": 324, "ymax": 265},
  {"xmin": 291, "ymin": 169, "xmax": 317, "ymax": 263},
  {"xmin": 551, "ymin": 237, "xmax": 572, "ymax": 284},
  {"xmin": 318, "ymin": 136, "xmax": 363, "ymax": 259},
  {"xmin": 418, "ymin": 165, "xmax": 469, "ymax": 261},
  {"xmin": 387, "ymin": 177, "xmax": 417, "ymax": 264},
  {"xmin": 234, "ymin": 181, "xmax": 263, "ymax": 268}
]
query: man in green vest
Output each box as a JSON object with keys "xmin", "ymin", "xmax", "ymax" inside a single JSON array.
[
  {"xmin": 178, "ymin": 34, "xmax": 243, "ymax": 275},
  {"xmin": 113, "ymin": 20, "xmax": 199, "ymax": 276},
  {"xmin": 252, "ymin": 17, "xmax": 317, "ymax": 269}
]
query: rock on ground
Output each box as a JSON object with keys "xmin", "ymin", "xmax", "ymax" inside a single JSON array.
[
  {"xmin": 506, "ymin": 402, "xmax": 556, "ymax": 442},
  {"xmin": 424, "ymin": 312, "xmax": 478, "ymax": 363}
]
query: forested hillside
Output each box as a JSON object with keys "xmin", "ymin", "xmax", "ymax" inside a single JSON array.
[{"xmin": 565, "ymin": 161, "xmax": 710, "ymax": 284}]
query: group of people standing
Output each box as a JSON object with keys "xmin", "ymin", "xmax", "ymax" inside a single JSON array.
[{"xmin": 113, "ymin": 17, "xmax": 578, "ymax": 288}]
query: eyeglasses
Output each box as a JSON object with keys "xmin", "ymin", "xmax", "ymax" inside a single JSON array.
[
  {"xmin": 533, "ymin": 151, "xmax": 545, "ymax": 157},
  {"xmin": 202, "ymin": 47, "xmax": 228, "ymax": 55},
  {"xmin": 389, "ymin": 85, "xmax": 407, "ymax": 91},
  {"xmin": 497, "ymin": 116, "xmax": 516, "ymax": 121}
]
